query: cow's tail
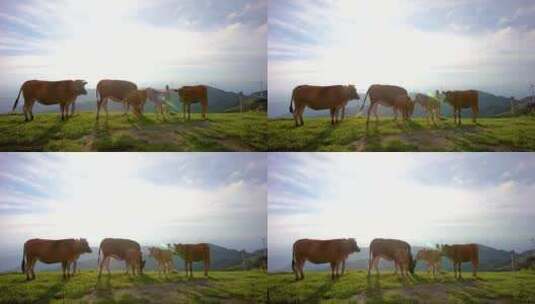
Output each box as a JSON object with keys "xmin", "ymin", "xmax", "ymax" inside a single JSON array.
[
  {"xmin": 12, "ymin": 85, "xmax": 23, "ymax": 112},
  {"xmin": 97, "ymin": 243, "xmax": 102, "ymax": 269},
  {"xmin": 289, "ymin": 88, "xmax": 296, "ymax": 113},
  {"xmin": 357, "ymin": 88, "xmax": 370, "ymax": 116},
  {"xmin": 291, "ymin": 242, "xmax": 297, "ymax": 273},
  {"xmin": 21, "ymin": 245, "xmax": 26, "ymax": 273},
  {"xmin": 408, "ymin": 246, "xmax": 415, "ymax": 274}
]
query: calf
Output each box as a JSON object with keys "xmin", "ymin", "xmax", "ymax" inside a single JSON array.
[
  {"xmin": 148, "ymin": 247, "xmax": 175, "ymax": 276},
  {"xmin": 414, "ymin": 93, "xmax": 440, "ymax": 125},
  {"xmin": 416, "ymin": 248, "xmax": 442, "ymax": 277}
]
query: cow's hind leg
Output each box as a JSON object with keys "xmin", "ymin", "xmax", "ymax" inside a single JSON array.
[
  {"xmin": 330, "ymin": 108, "xmax": 336, "ymax": 126},
  {"xmin": 366, "ymin": 101, "xmax": 375, "ymax": 130},
  {"xmin": 298, "ymin": 106, "xmax": 305, "ymax": 126},
  {"xmin": 29, "ymin": 258, "xmax": 37, "ymax": 280}
]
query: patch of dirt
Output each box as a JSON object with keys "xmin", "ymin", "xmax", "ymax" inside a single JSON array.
[
  {"xmin": 352, "ymin": 125, "xmax": 511, "ymax": 151},
  {"xmin": 81, "ymin": 279, "xmax": 248, "ymax": 304},
  {"xmin": 352, "ymin": 281, "xmax": 513, "ymax": 304}
]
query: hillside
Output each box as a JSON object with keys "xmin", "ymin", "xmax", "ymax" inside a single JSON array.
[
  {"xmin": 0, "ymin": 270, "xmax": 267, "ymax": 304},
  {"xmin": 0, "ymin": 112, "xmax": 268, "ymax": 152},
  {"xmin": 268, "ymin": 116, "xmax": 535, "ymax": 151},
  {"xmin": 267, "ymin": 270, "xmax": 535, "ymax": 303},
  {"xmin": 0, "ymin": 87, "xmax": 266, "ymax": 114}
]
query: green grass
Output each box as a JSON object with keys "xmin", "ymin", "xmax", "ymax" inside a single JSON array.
[
  {"xmin": 0, "ymin": 270, "xmax": 267, "ymax": 304},
  {"xmin": 0, "ymin": 111, "xmax": 267, "ymax": 151},
  {"xmin": 268, "ymin": 116, "xmax": 535, "ymax": 151},
  {"xmin": 268, "ymin": 270, "xmax": 535, "ymax": 303}
]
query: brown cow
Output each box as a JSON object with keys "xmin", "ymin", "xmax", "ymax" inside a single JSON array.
[
  {"xmin": 415, "ymin": 248, "xmax": 442, "ymax": 277},
  {"xmin": 97, "ymin": 238, "xmax": 145, "ymax": 278},
  {"xmin": 12, "ymin": 80, "xmax": 88, "ymax": 121},
  {"xmin": 21, "ymin": 238, "xmax": 92, "ymax": 280},
  {"xmin": 368, "ymin": 238, "xmax": 415, "ymax": 278},
  {"xmin": 440, "ymin": 243, "xmax": 479, "ymax": 279},
  {"xmin": 358, "ymin": 84, "xmax": 414, "ymax": 129},
  {"xmin": 441, "ymin": 90, "xmax": 479, "ymax": 126},
  {"xmin": 96, "ymin": 79, "xmax": 138, "ymax": 120},
  {"xmin": 289, "ymin": 85, "xmax": 360, "ymax": 126},
  {"xmin": 148, "ymin": 247, "xmax": 175, "ymax": 276},
  {"xmin": 170, "ymin": 243, "xmax": 210, "ymax": 277},
  {"xmin": 414, "ymin": 93, "xmax": 441, "ymax": 125},
  {"xmin": 292, "ymin": 238, "xmax": 360, "ymax": 281},
  {"xmin": 168, "ymin": 85, "xmax": 208, "ymax": 120}
]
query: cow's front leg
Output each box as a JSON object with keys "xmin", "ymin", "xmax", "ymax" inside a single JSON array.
[
  {"xmin": 330, "ymin": 262, "xmax": 336, "ymax": 280},
  {"xmin": 330, "ymin": 108, "xmax": 336, "ymax": 125},
  {"xmin": 60, "ymin": 104, "xmax": 65, "ymax": 121}
]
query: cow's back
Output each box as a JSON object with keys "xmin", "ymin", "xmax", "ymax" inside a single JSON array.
[
  {"xmin": 24, "ymin": 238, "xmax": 76, "ymax": 263},
  {"xmin": 370, "ymin": 238, "xmax": 410, "ymax": 260},
  {"xmin": 293, "ymin": 85, "xmax": 349, "ymax": 110},
  {"xmin": 22, "ymin": 80, "xmax": 76, "ymax": 104},
  {"xmin": 450, "ymin": 244, "xmax": 479, "ymax": 263},
  {"xmin": 293, "ymin": 239, "xmax": 346, "ymax": 264},
  {"xmin": 100, "ymin": 238, "xmax": 141, "ymax": 260},
  {"xmin": 446, "ymin": 90, "xmax": 478, "ymax": 108},
  {"xmin": 178, "ymin": 85, "xmax": 207, "ymax": 102},
  {"xmin": 368, "ymin": 84, "xmax": 408, "ymax": 101},
  {"xmin": 97, "ymin": 79, "xmax": 138, "ymax": 100},
  {"xmin": 183, "ymin": 243, "xmax": 209, "ymax": 262}
]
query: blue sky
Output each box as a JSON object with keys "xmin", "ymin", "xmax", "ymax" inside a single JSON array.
[
  {"xmin": 269, "ymin": 0, "xmax": 535, "ymax": 115},
  {"xmin": 0, "ymin": 0, "xmax": 267, "ymax": 95},
  {"xmin": 0, "ymin": 153, "xmax": 267, "ymax": 253},
  {"xmin": 268, "ymin": 153, "xmax": 535, "ymax": 269}
]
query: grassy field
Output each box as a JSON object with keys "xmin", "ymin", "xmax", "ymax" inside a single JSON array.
[
  {"xmin": 0, "ymin": 270, "xmax": 267, "ymax": 303},
  {"xmin": 268, "ymin": 116, "xmax": 535, "ymax": 151},
  {"xmin": 267, "ymin": 270, "xmax": 535, "ymax": 303},
  {"xmin": 0, "ymin": 111, "xmax": 267, "ymax": 151}
]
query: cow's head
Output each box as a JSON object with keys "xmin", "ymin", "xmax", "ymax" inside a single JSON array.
[
  {"xmin": 140, "ymin": 258, "xmax": 146, "ymax": 273},
  {"xmin": 78, "ymin": 238, "xmax": 92, "ymax": 253},
  {"xmin": 440, "ymin": 244, "xmax": 452, "ymax": 256},
  {"xmin": 346, "ymin": 85, "xmax": 360, "ymax": 100},
  {"xmin": 75, "ymin": 80, "xmax": 88, "ymax": 95},
  {"xmin": 148, "ymin": 247, "xmax": 157, "ymax": 257},
  {"xmin": 406, "ymin": 98, "xmax": 415, "ymax": 117},
  {"xmin": 346, "ymin": 238, "xmax": 360, "ymax": 253},
  {"xmin": 409, "ymin": 256, "xmax": 416, "ymax": 274},
  {"xmin": 174, "ymin": 243, "xmax": 185, "ymax": 255}
]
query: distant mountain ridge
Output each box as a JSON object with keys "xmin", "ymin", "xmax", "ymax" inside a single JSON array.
[{"xmin": 270, "ymin": 244, "xmax": 534, "ymax": 272}]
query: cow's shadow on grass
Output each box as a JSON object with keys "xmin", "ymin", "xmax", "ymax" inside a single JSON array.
[
  {"xmin": 365, "ymin": 275, "xmax": 385, "ymax": 302},
  {"xmin": 303, "ymin": 277, "xmax": 336, "ymax": 303},
  {"xmin": 38, "ymin": 281, "xmax": 66, "ymax": 303}
]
